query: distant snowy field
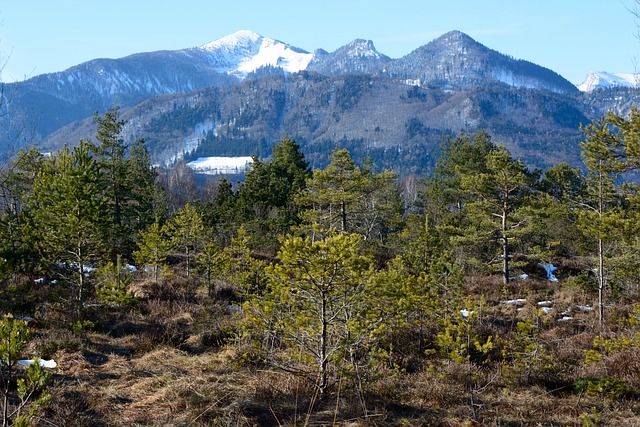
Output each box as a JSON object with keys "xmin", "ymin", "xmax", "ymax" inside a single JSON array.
[{"xmin": 187, "ymin": 156, "xmax": 253, "ymax": 175}]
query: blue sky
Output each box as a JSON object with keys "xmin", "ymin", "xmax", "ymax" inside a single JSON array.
[{"xmin": 1, "ymin": 0, "xmax": 638, "ymax": 85}]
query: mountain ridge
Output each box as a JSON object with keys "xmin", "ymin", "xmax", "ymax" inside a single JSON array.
[
  {"xmin": 1, "ymin": 29, "xmax": 636, "ymax": 175},
  {"xmin": 578, "ymin": 71, "xmax": 638, "ymax": 92}
]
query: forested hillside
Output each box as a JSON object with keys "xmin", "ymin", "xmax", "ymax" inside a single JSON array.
[{"xmin": 2, "ymin": 107, "xmax": 640, "ymax": 426}]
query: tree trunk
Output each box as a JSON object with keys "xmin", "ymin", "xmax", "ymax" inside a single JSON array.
[
  {"xmin": 597, "ymin": 170, "xmax": 605, "ymax": 329},
  {"xmin": 3, "ymin": 382, "xmax": 10, "ymax": 427},
  {"xmin": 502, "ymin": 205, "xmax": 509, "ymax": 285},
  {"xmin": 318, "ymin": 289, "xmax": 328, "ymax": 398},
  {"xmin": 598, "ymin": 237, "xmax": 605, "ymax": 329},
  {"xmin": 186, "ymin": 246, "xmax": 191, "ymax": 277}
]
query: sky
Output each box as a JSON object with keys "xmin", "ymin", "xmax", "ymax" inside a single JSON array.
[{"xmin": 0, "ymin": 0, "xmax": 639, "ymax": 85}]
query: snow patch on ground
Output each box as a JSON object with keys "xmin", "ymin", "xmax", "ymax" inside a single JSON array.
[
  {"xmin": 502, "ymin": 298, "xmax": 527, "ymax": 305},
  {"xmin": 166, "ymin": 120, "xmax": 217, "ymax": 166},
  {"xmin": 540, "ymin": 263, "xmax": 559, "ymax": 282}
]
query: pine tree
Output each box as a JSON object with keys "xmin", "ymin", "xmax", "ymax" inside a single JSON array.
[
  {"xmin": 244, "ymin": 231, "xmax": 373, "ymax": 399},
  {"xmin": 29, "ymin": 141, "xmax": 109, "ymax": 317},
  {"xmin": 300, "ymin": 148, "xmax": 402, "ymax": 243},
  {"xmin": 300, "ymin": 148, "xmax": 365, "ymax": 233},
  {"xmin": 452, "ymin": 144, "xmax": 535, "ymax": 284},
  {"xmin": 91, "ymin": 107, "xmax": 128, "ymax": 228},
  {"xmin": 90, "ymin": 108, "xmax": 160, "ymax": 258},
  {"xmin": 133, "ymin": 219, "xmax": 171, "ymax": 285},
  {"xmin": 208, "ymin": 226, "xmax": 266, "ymax": 298},
  {"xmin": 0, "ymin": 148, "xmax": 47, "ymax": 278},
  {"xmin": 234, "ymin": 135, "xmax": 311, "ymax": 251},
  {"xmin": 0, "ymin": 316, "xmax": 52, "ymax": 427},
  {"xmin": 579, "ymin": 116, "xmax": 630, "ymax": 328},
  {"xmin": 166, "ymin": 203, "xmax": 205, "ymax": 277},
  {"xmin": 95, "ymin": 255, "xmax": 137, "ymax": 307}
]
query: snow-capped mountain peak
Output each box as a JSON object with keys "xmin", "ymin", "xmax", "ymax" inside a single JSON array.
[
  {"xmin": 578, "ymin": 71, "xmax": 638, "ymax": 92},
  {"xmin": 198, "ymin": 30, "xmax": 313, "ymax": 79},
  {"xmin": 200, "ymin": 30, "xmax": 262, "ymax": 52}
]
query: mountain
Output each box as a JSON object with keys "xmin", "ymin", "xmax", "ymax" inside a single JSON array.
[
  {"xmin": 43, "ymin": 72, "xmax": 591, "ymax": 174},
  {"xmin": 2, "ymin": 29, "xmax": 636, "ymax": 175},
  {"xmin": 0, "ymin": 30, "xmax": 312, "ymax": 142},
  {"xmin": 382, "ymin": 31, "xmax": 578, "ymax": 94},
  {"xmin": 198, "ymin": 30, "xmax": 314, "ymax": 79},
  {"xmin": 578, "ymin": 72, "xmax": 638, "ymax": 92},
  {"xmin": 306, "ymin": 39, "xmax": 391, "ymax": 75}
]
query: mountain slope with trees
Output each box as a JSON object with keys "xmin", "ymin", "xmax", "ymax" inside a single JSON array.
[
  {"xmin": 43, "ymin": 71, "xmax": 593, "ymax": 174},
  {"xmin": 2, "ymin": 30, "xmax": 635, "ymax": 175}
]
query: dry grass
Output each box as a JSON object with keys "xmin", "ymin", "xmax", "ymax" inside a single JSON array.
[{"xmin": 23, "ymin": 273, "xmax": 640, "ymax": 426}]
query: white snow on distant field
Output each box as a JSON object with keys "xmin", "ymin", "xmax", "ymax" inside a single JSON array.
[{"xmin": 187, "ymin": 156, "xmax": 253, "ymax": 175}]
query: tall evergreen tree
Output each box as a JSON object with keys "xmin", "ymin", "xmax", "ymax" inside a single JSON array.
[
  {"xmin": 0, "ymin": 148, "xmax": 47, "ymax": 278},
  {"xmin": 457, "ymin": 146, "xmax": 536, "ymax": 284},
  {"xmin": 90, "ymin": 108, "xmax": 160, "ymax": 258},
  {"xmin": 579, "ymin": 115, "xmax": 631, "ymax": 328},
  {"xmin": 234, "ymin": 135, "xmax": 311, "ymax": 251},
  {"xmin": 424, "ymin": 132, "xmax": 535, "ymax": 283},
  {"xmin": 28, "ymin": 141, "xmax": 109, "ymax": 317},
  {"xmin": 91, "ymin": 107, "xmax": 128, "ymax": 228},
  {"xmin": 300, "ymin": 148, "xmax": 402, "ymax": 243}
]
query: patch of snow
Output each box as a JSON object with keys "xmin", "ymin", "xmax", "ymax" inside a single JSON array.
[
  {"xmin": 227, "ymin": 304, "xmax": 244, "ymax": 315},
  {"xmin": 13, "ymin": 315, "xmax": 34, "ymax": 322},
  {"xmin": 540, "ymin": 307, "xmax": 554, "ymax": 314},
  {"xmin": 18, "ymin": 359, "xmax": 57, "ymax": 369},
  {"xmin": 187, "ymin": 156, "xmax": 253, "ymax": 175},
  {"xmin": 575, "ymin": 305, "xmax": 593, "ymax": 312},
  {"xmin": 517, "ymin": 273, "xmax": 529, "ymax": 280},
  {"xmin": 558, "ymin": 316, "xmax": 573, "ymax": 322},
  {"xmin": 460, "ymin": 309, "xmax": 473, "ymax": 318},
  {"xmin": 167, "ymin": 119, "xmax": 217, "ymax": 166},
  {"xmin": 502, "ymin": 298, "xmax": 527, "ymax": 305},
  {"xmin": 540, "ymin": 263, "xmax": 559, "ymax": 282},
  {"xmin": 537, "ymin": 300, "xmax": 553, "ymax": 307}
]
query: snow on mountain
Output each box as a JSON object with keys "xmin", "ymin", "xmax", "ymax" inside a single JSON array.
[
  {"xmin": 383, "ymin": 31, "xmax": 577, "ymax": 94},
  {"xmin": 578, "ymin": 72, "xmax": 639, "ymax": 92},
  {"xmin": 341, "ymin": 39, "xmax": 386, "ymax": 59},
  {"xmin": 306, "ymin": 39, "xmax": 390, "ymax": 75},
  {"xmin": 199, "ymin": 30, "xmax": 314, "ymax": 78}
]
